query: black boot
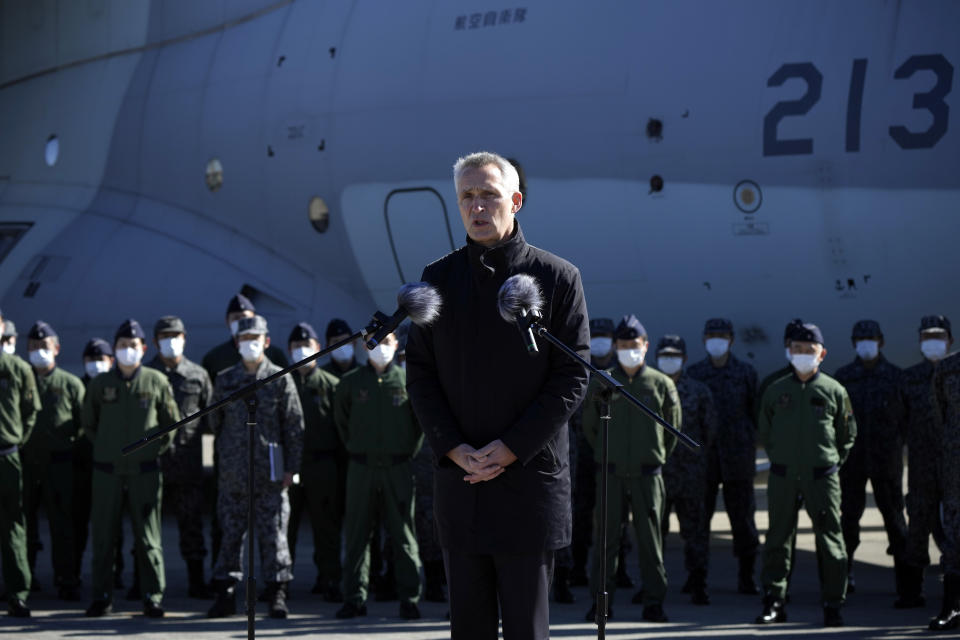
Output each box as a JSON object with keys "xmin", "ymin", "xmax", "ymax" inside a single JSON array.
[
  {"xmin": 823, "ymin": 605, "xmax": 843, "ymax": 627},
  {"xmin": 424, "ymin": 561, "xmax": 447, "ymax": 603},
  {"xmin": 267, "ymin": 582, "xmax": 289, "ymax": 619},
  {"xmin": 688, "ymin": 570, "xmax": 710, "ymax": 605},
  {"xmin": 187, "ymin": 559, "xmax": 210, "ymax": 599},
  {"xmin": 207, "ymin": 580, "xmax": 237, "ymax": 618},
  {"xmin": 894, "ymin": 561, "xmax": 925, "ymax": 609},
  {"xmin": 755, "ymin": 595, "xmax": 786, "ymax": 624},
  {"xmin": 552, "ymin": 566, "xmax": 575, "ymax": 604},
  {"xmin": 738, "ymin": 554, "xmax": 759, "ymax": 595},
  {"xmin": 930, "ymin": 573, "xmax": 960, "ymax": 631}
]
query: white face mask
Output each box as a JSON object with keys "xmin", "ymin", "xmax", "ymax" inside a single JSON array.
[
  {"xmin": 784, "ymin": 347, "xmax": 792, "ymax": 363},
  {"xmin": 921, "ymin": 339, "xmax": 948, "ymax": 362},
  {"xmin": 85, "ymin": 360, "xmax": 111, "ymax": 378},
  {"xmin": 116, "ymin": 346, "xmax": 143, "ymax": 367},
  {"xmin": 29, "ymin": 349, "xmax": 55, "ymax": 368},
  {"xmin": 291, "ymin": 346, "xmax": 316, "ymax": 363},
  {"xmin": 790, "ymin": 353, "xmax": 820, "ymax": 375},
  {"xmin": 617, "ymin": 347, "xmax": 646, "ymax": 369},
  {"xmin": 657, "ymin": 356, "xmax": 683, "ymax": 375},
  {"xmin": 332, "ymin": 343, "xmax": 354, "ymax": 364},
  {"xmin": 2, "ymin": 342, "xmax": 14, "ymax": 355},
  {"xmin": 590, "ymin": 337, "xmax": 613, "ymax": 358},
  {"xmin": 855, "ymin": 340, "xmax": 879, "ymax": 361},
  {"xmin": 238, "ymin": 338, "xmax": 264, "ymax": 362},
  {"xmin": 368, "ymin": 343, "xmax": 396, "ymax": 368},
  {"xmin": 159, "ymin": 336, "xmax": 185, "ymax": 359},
  {"xmin": 229, "ymin": 320, "xmax": 240, "ymax": 336},
  {"xmin": 705, "ymin": 338, "xmax": 730, "ymax": 358}
]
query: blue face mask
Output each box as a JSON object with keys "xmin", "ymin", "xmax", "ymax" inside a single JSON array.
[{"xmin": 590, "ymin": 337, "xmax": 612, "ymax": 357}]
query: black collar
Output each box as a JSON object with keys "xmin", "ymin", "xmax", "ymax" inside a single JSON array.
[{"xmin": 467, "ymin": 221, "xmax": 526, "ymax": 279}]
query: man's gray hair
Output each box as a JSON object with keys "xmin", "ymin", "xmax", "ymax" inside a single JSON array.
[{"xmin": 453, "ymin": 151, "xmax": 520, "ymax": 195}]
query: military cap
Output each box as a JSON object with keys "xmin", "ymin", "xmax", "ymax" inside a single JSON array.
[
  {"xmin": 589, "ymin": 317, "xmax": 615, "ymax": 337},
  {"xmin": 656, "ymin": 334, "xmax": 686, "ymax": 355},
  {"xmin": 784, "ymin": 318, "xmax": 805, "ymax": 341},
  {"xmin": 792, "ymin": 323, "xmax": 824, "ymax": 346},
  {"xmin": 2, "ymin": 319, "xmax": 16, "ymax": 338},
  {"xmin": 237, "ymin": 315, "xmax": 268, "ymax": 336},
  {"xmin": 920, "ymin": 315, "xmax": 951, "ymax": 338},
  {"xmin": 614, "ymin": 315, "xmax": 647, "ymax": 340},
  {"xmin": 851, "ymin": 319, "xmax": 883, "ymax": 340},
  {"xmin": 704, "ymin": 318, "xmax": 733, "ymax": 334},
  {"xmin": 226, "ymin": 293, "xmax": 255, "ymax": 316},
  {"xmin": 154, "ymin": 315, "xmax": 186, "ymax": 336},
  {"xmin": 83, "ymin": 338, "xmax": 113, "ymax": 358},
  {"xmin": 114, "ymin": 318, "xmax": 146, "ymax": 343},
  {"xmin": 28, "ymin": 321, "xmax": 57, "ymax": 340},
  {"xmin": 326, "ymin": 318, "xmax": 352, "ymax": 341},
  {"xmin": 288, "ymin": 322, "xmax": 319, "ymax": 344}
]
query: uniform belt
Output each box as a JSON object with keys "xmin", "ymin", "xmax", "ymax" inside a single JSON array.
[
  {"xmin": 312, "ymin": 450, "xmax": 338, "ymax": 461},
  {"xmin": 0, "ymin": 444, "xmax": 18, "ymax": 456},
  {"xmin": 350, "ymin": 453, "xmax": 409, "ymax": 467},
  {"xmin": 606, "ymin": 463, "xmax": 662, "ymax": 476},
  {"xmin": 769, "ymin": 463, "xmax": 838, "ymax": 478},
  {"xmin": 93, "ymin": 460, "xmax": 160, "ymax": 474}
]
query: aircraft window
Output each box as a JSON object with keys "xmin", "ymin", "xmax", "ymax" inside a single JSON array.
[
  {"xmin": 649, "ymin": 175, "xmax": 664, "ymax": 193},
  {"xmin": 0, "ymin": 222, "xmax": 33, "ymax": 265},
  {"xmin": 309, "ymin": 197, "xmax": 330, "ymax": 234},
  {"xmin": 44, "ymin": 135, "xmax": 59, "ymax": 166},
  {"xmin": 205, "ymin": 158, "xmax": 224, "ymax": 192},
  {"xmin": 646, "ymin": 119, "xmax": 663, "ymax": 141}
]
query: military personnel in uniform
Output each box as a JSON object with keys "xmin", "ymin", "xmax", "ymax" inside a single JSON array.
[
  {"xmin": 930, "ymin": 348, "xmax": 960, "ymax": 631},
  {"xmin": 899, "ymin": 315, "xmax": 953, "ymax": 609},
  {"xmin": 0, "ymin": 308, "xmax": 41, "ymax": 617},
  {"xmin": 285, "ymin": 322, "xmax": 344, "ymax": 602},
  {"xmin": 145, "ymin": 316, "xmax": 213, "ymax": 598},
  {"xmin": 834, "ymin": 320, "xmax": 908, "ymax": 600},
  {"xmin": 2, "ymin": 320, "xmax": 18, "ymax": 356},
  {"xmin": 655, "ymin": 334, "xmax": 717, "ymax": 605},
  {"xmin": 334, "ymin": 332, "xmax": 423, "ymax": 620},
  {"xmin": 583, "ymin": 315, "xmax": 681, "ymax": 624},
  {"xmin": 207, "ymin": 315, "xmax": 304, "ymax": 620},
  {"xmin": 756, "ymin": 323, "xmax": 856, "ymax": 628},
  {"xmin": 688, "ymin": 318, "xmax": 761, "ymax": 594},
  {"xmin": 82, "ymin": 319, "xmax": 180, "ymax": 618},
  {"xmin": 21, "ymin": 322, "xmax": 85, "ymax": 601},
  {"xmin": 324, "ymin": 318, "xmax": 359, "ymax": 378}
]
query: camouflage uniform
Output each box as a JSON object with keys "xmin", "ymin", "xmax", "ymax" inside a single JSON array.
[
  {"xmin": 662, "ymin": 373, "xmax": 717, "ymax": 580},
  {"xmin": 209, "ymin": 357, "xmax": 304, "ymax": 585}
]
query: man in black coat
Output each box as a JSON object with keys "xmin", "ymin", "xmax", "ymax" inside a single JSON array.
[{"xmin": 406, "ymin": 151, "xmax": 590, "ymax": 639}]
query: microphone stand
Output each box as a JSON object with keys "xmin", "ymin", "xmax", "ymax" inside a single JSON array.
[
  {"xmin": 122, "ymin": 313, "xmax": 392, "ymax": 640},
  {"xmin": 518, "ymin": 312, "xmax": 699, "ymax": 639}
]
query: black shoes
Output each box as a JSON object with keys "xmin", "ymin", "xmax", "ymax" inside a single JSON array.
[
  {"xmin": 893, "ymin": 561, "xmax": 926, "ymax": 608},
  {"xmin": 85, "ymin": 599, "xmax": 113, "ymax": 617},
  {"xmin": 187, "ymin": 559, "xmax": 210, "ymax": 599},
  {"xmin": 930, "ymin": 574, "xmax": 960, "ymax": 631},
  {"xmin": 7, "ymin": 599, "xmax": 30, "ymax": 618},
  {"xmin": 143, "ymin": 601, "xmax": 165, "ymax": 618},
  {"xmin": 738, "ymin": 554, "xmax": 759, "ymax": 595},
  {"xmin": 268, "ymin": 582, "xmax": 289, "ymax": 619},
  {"xmin": 686, "ymin": 570, "xmax": 710, "ymax": 605},
  {"xmin": 206, "ymin": 581, "xmax": 237, "ymax": 618},
  {"xmin": 641, "ymin": 603, "xmax": 668, "ymax": 622},
  {"xmin": 336, "ymin": 601, "xmax": 368, "ymax": 619},
  {"xmin": 823, "ymin": 605, "xmax": 843, "ymax": 627},
  {"xmin": 755, "ymin": 596, "xmax": 786, "ymax": 624},
  {"xmin": 399, "ymin": 600, "xmax": 421, "ymax": 619}
]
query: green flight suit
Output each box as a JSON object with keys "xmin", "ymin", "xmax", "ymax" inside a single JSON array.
[
  {"xmin": 288, "ymin": 364, "xmax": 343, "ymax": 586},
  {"xmin": 0, "ymin": 352, "xmax": 41, "ymax": 603},
  {"xmin": 758, "ymin": 370, "xmax": 856, "ymax": 606},
  {"xmin": 334, "ymin": 362, "xmax": 422, "ymax": 606},
  {"xmin": 583, "ymin": 363, "xmax": 682, "ymax": 606},
  {"xmin": 83, "ymin": 366, "xmax": 179, "ymax": 605},
  {"xmin": 21, "ymin": 366, "xmax": 84, "ymax": 589}
]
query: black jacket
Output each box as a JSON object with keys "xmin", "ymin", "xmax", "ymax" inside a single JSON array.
[{"xmin": 406, "ymin": 224, "xmax": 590, "ymax": 553}]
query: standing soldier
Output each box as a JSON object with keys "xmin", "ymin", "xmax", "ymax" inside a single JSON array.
[
  {"xmin": 756, "ymin": 323, "xmax": 855, "ymax": 627},
  {"xmin": 146, "ymin": 316, "xmax": 213, "ymax": 598},
  {"xmin": 2, "ymin": 320, "xmax": 18, "ymax": 356},
  {"xmin": 324, "ymin": 319, "xmax": 359, "ymax": 378},
  {"xmin": 583, "ymin": 315, "xmax": 681, "ymax": 624},
  {"xmin": 207, "ymin": 315, "xmax": 303, "ymax": 620},
  {"xmin": 688, "ymin": 318, "xmax": 761, "ymax": 594},
  {"xmin": 899, "ymin": 315, "xmax": 953, "ymax": 609},
  {"xmin": 82, "ymin": 319, "xmax": 179, "ymax": 618},
  {"xmin": 930, "ymin": 348, "xmax": 960, "ymax": 631},
  {"xmin": 757, "ymin": 320, "xmax": 806, "ymax": 407},
  {"xmin": 834, "ymin": 320, "xmax": 908, "ymax": 599},
  {"xmin": 656, "ymin": 334, "xmax": 717, "ymax": 605},
  {"xmin": 0, "ymin": 307, "xmax": 41, "ymax": 618},
  {"xmin": 334, "ymin": 332, "xmax": 423, "ymax": 620},
  {"xmin": 21, "ymin": 321, "xmax": 85, "ymax": 601},
  {"xmin": 285, "ymin": 322, "xmax": 344, "ymax": 602}
]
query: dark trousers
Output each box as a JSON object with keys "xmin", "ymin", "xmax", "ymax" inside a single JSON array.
[
  {"xmin": 705, "ymin": 454, "xmax": 759, "ymax": 558},
  {"xmin": 444, "ymin": 548, "xmax": 553, "ymax": 640}
]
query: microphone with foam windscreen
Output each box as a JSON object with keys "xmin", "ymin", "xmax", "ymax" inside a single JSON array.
[
  {"xmin": 497, "ymin": 273, "xmax": 544, "ymax": 356},
  {"xmin": 364, "ymin": 282, "xmax": 442, "ymax": 349}
]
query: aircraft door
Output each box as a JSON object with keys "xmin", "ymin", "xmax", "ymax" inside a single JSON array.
[{"xmin": 384, "ymin": 188, "xmax": 455, "ymax": 283}]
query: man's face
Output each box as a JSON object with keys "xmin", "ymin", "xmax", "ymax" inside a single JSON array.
[
  {"xmin": 790, "ymin": 340, "xmax": 825, "ymax": 361},
  {"xmin": 456, "ymin": 164, "xmax": 522, "ymax": 247}
]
